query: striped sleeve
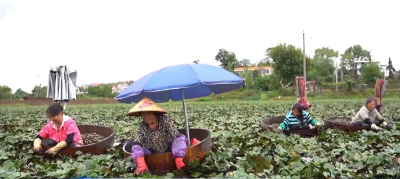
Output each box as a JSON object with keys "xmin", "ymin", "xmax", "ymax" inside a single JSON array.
[
  {"xmin": 303, "ymin": 111, "xmax": 312, "ymax": 124},
  {"xmin": 280, "ymin": 112, "xmax": 292, "ymax": 131}
]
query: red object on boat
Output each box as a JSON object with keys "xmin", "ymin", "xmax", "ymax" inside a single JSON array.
[
  {"xmin": 375, "ymin": 79, "xmax": 385, "ymax": 113},
  {"xmin": 191, "ymin": 138, "xmax": 200, "ymax": 146}
]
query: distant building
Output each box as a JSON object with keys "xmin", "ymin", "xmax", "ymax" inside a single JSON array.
[
  {"xmin": 77, "ymin": 82, "xmax": 130, "ymax": 94},
  {"xmin": 76, "ymin": 85, "xmax": 84, "ymax": 95},
  {"xmin": 81, "ymin": 83, "xmax": 100, "ymax": 89},
  {"xmin": 353, "ymin": 60, "xmax": 385, "ymax": 75},
  {"xmin": 394, "ymin": 71, "xmax": 400, "ymax": 78},
  {"xmin": 112, "ymin": 83, "xmax": 129, "ymax": 93},
  {"xmin": 78, "ymin": 83, "xmax": 100, "ymax": 95},
  {"xmin": 233, "ymin": 66, "xmax": 273, "ymax": 76}
]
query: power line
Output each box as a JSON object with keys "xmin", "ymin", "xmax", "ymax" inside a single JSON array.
[{"xmin": 303, "ymin": 31, "xmax": 307, "ymax": 98}]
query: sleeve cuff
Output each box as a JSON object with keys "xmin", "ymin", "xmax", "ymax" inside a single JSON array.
[
  {"xmin": 35, "ymin": 134, "xmax": 43, "ymax": 140},
  {"xmin": 311, "ymin": 120, "xmax": 317, "ymax": 126},
  {"xmin": 279, "ymin": 123, "xmax": 286, "ymax": 130}
]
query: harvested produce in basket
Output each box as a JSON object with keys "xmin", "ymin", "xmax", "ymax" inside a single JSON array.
[
  {"xmin": 328, "ymin": 117, "xmax": 352, "ymax": 125},
  {"xmin": 81, "ymin": 133, "xmax": 105, "ymax": 145},
  {"xmin": 269, "ymin": 123, "xmax": 280, "ymax": 133}
]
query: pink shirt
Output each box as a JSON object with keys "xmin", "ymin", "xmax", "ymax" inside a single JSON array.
[{"xmin": 38, "ymin": 115, "xmax": 83, "ymax": 146}]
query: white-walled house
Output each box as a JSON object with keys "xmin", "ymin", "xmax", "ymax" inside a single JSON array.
[
  {"xmin": 111, "ymin": 83, "xmax": 129, "ymax": 93},
  {"xmin": 233, "ymin": 66, "xmax": 273, "ymax": 76},
  {"xmin": 353, "ymin": 60, "xmax": 385, "ymax": 75}
]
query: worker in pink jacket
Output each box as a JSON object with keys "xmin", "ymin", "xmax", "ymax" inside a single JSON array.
[{"xmin": 33, "ymin": 103, "xmax": 83, "ymax": 156}]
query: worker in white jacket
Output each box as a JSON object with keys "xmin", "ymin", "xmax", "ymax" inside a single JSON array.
[{"xmin": 350, "ymin": 97, "xmax": 388, "ymax": 130}]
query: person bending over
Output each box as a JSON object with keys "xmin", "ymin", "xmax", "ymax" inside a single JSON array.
[
  {"xmin": 350, "ymin": 97, "xmax": 388, "ymax": 130},
  {"xmin": 277, "ymin": 103, "xmax": 321, "ymax": 132},
  {"xmin": 33, "ymin": 103, "xmax": 83, "ymax": 155}
]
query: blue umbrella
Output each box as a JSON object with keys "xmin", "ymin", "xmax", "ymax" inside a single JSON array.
[{"xmin": 116, "ymin": 63, "xmax": 245, "ymax": 145}]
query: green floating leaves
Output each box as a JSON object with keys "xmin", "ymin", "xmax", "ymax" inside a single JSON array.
[{"xmin": 1, "ymin": 99, "xmax": 400, "ymax": 178}]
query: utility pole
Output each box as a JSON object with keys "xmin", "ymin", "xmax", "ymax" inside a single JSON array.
[
  {"xmin": 340, "ymin": 58, "xmax": 344, "ymax": 81},
  {"xmin": 303, "ymin": 31, "xmax": 307, "ymax": 97},
  {"xmin": 39, "ymin": 83, "xmax": 41, "ymax": 98},
  {"xmin": 383, "ymin": 66, "xmax": 386, "ymax": 81},
  {"xmin": 381, "ymin": 65, "xmax": 388, "ymax": 80},
  {"xmin": 335, "ymin": 60, "xmax": 338, "ymax": 92}
]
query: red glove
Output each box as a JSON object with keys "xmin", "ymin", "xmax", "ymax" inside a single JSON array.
[
  {"xmin": 190, "ymin": 138, "xmax": 200, "ymax": 146},
  {"xmin": 175, "ymin": 157, "xmax": 185, "ymax": 170},
  {"xmin": 134, "ymin": 157, "xmax": 148, "ymax": 175}
]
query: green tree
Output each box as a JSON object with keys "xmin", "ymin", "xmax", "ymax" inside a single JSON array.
[
  {"xmin": 126, "ymin": 81, "xmax": 134, "ymax": 86},
  {"xmin": 256, "ymin": 58, "xmax": 272, "ymax": 66},
  {"xmin": 266, "ymin": 43, "xmax": 306, "ymax": 88},
  {"xmin": 215, "ymin": 48, "xmax": 239, "ymax": 69},
  {"xmin": 311, "ymin": 47, "xmax": 338, "ymax": 78},
  {"xmin": 337, "ymin": 58, "xmax": 350, "ymax": 81},
  {"xmin": 361, "ymin": 63, "xmax": 383, "ymax": 84},
  {"xmin": 0, "ymin": 85, "xmax": 12, "ymax": 100},
  {"xmin": 238, "ymin": 59, "xmax": 251, "ymax": 67},
  {"xmin": 307, "ymin": 69, "xmax": 320, "ymax": 81},
  {"xmin": 386, "ymin": 57, "xmax": 396, "ymax": 79},
  {"xmin": 239, "ymin": 69, "xmax": 253, "ymax": 89},
  {"xmin": 251, "ymin": 70, "xmax": 259, "ymax": 79},
  {"xmin": 226, "ymin": 61, "xmax": 235, "ymax": 72},
  {"xmin": 13, "ymin": 88, "xmax": 30, "ymax": 99},
  {"xmin": 254, "ymin": 75, "xmax": 269, "ymax": 91},
  {"xmin": 31, "ymin": 85, "xmax": 47, "ymax": 98},
  {"xmin": 341, "ymin": 45, "xmax": 372, "ymax": 79},
  {"xmin": 88, "ymin": 84, "xmax": 114, "ymax": 98},
  {"xmin": 254, "ymin": 74, "xmax": 280, "ymax": 91},
  {"xmin": 1, "ymin": 85, "xmax": 12, "ymax": 94}
]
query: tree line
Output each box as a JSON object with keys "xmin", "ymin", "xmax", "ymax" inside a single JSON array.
[
  {"xmin": 2, "ymin": 44, "xmax": 398, "ymax": 100},
  {"xmin": 0, "ymin": 81, "xmax": 134, "ymax": 100},
  {"xmin": 211, "ymin": 44, "xmax": 398, "ymax": 92}
]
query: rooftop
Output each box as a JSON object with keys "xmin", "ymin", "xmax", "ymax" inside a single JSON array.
[{"xmin": 234, "ymin": 66, "xmax": 272, "ymax": 71}]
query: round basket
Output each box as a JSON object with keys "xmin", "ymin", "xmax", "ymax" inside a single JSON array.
[
  {"xmin": 123, "ymin": 128, "xmax": 212, "ymax": 171},
  {"xmin": 41, "ymin": 125, "xmax": 115, "ymax": 156},
  {"xmin": 260, "ymin": 116, "xmax": 318, "ymax": 137},
  {"xmin": 324, "ymin": 116, "xmax": 370, "ymax": 132}
]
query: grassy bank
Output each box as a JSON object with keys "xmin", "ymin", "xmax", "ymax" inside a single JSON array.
[
  {"xmin": 1, "ymin": 88, "xmax": 399, "ymax": 107},
  {"xmin": 190, "ymin": 88, "xmax": 400, "ymax": 102}
]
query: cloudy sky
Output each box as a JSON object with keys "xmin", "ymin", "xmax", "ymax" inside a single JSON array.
[{"xmin": 0, "ymin": 0, "xmax": 399, "ymax": 93}]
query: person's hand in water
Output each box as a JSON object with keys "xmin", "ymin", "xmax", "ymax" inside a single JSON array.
[
  {"xmin": 371, "ymin": 123, "xmax": 382, "ymax": 131},
  {"xmin": 33, "ymin": 138, "xmax": 42, "ymax": 152}
]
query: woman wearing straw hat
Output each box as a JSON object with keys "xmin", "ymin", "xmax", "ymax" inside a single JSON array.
[
  {"xmin": 128, "ymin": 97, "xmax": 199, "ymax": 175},
  {"xmin": 350, "ymin": 97, "xmax": 389, "ymax": 131}
]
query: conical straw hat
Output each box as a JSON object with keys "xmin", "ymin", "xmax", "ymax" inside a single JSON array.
[{"xmin": 126, "ymin": 97, "xmax": 167, "ymax": 116}]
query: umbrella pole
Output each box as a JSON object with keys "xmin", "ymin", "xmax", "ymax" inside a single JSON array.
[
  {"xmin": 55, "ymin": 101, "xmax": 67, "ymax": 110},
  {"xmin": 180, "ymin": 89, "xmax": 191, "ymax": 146}
]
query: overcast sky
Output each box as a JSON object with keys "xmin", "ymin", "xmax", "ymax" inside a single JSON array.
[{"xmin": 0, "ymin": 0, "xmax": 399, "ymax": 93}]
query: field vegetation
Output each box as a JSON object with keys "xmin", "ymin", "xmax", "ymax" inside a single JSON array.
[{"xmin": 1, "ymin": 99, "xmax": 400, "ymax": 178}]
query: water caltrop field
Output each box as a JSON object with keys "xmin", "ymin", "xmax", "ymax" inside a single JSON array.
[{"xmin": 1, "ymin": 99, "xmax": 400, "ymax": 178}]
